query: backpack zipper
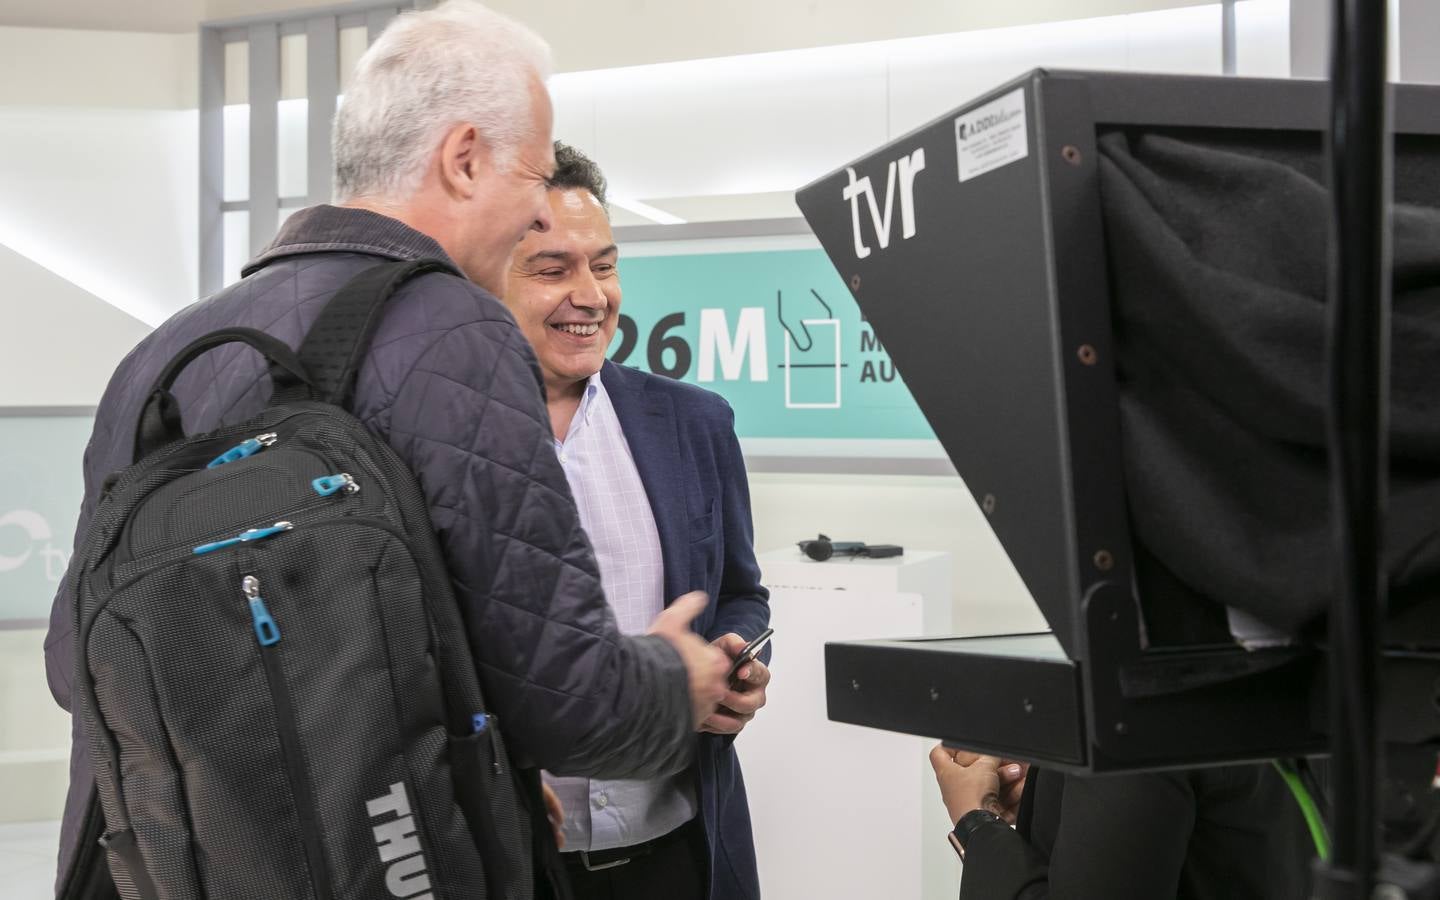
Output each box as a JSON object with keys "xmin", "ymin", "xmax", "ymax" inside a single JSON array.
[
  {"xmin": 193, "ymin": 520, "xmax": 295, "ymax": 556},
  {"xmin": 241, "ymin": 575, "xmax": 280, "ymax": 646},
  {"xmin": 206, "ymin": 432, "xmax": 279, "ymax": 469},
  {"xmin": 310, "ymin": 473, "xmax": 360, "ymax": 497},
  {"xmin": 122, "ymin": 444, "xmax": 341, "ymax": 565},
  {"xmin": 241, "ymin": 569, "xmax": 336, "ymax": 900},
  {"xmin": 125, "ymin": 466, "xmax": 364, "ymax": 570}
]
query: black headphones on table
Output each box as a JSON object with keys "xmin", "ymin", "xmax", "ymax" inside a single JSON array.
[{"xmin": 796, "ymin": 533, "xmax": 904, "ymax": 562}]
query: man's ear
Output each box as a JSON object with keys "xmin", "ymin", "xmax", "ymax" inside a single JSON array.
[{"xmin": 437, "ymin": 122, "xmax": 489, "ymax": 200}]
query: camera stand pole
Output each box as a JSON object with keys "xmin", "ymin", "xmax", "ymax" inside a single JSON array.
[{"xmin": 1314, "ymin": 0, "xmax": 1389, "ymax": 897}]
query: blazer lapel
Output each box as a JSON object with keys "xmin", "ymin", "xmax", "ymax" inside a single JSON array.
[{"xmin": 601, "ymin": 361, "xmax": 689, "ymax": 603}]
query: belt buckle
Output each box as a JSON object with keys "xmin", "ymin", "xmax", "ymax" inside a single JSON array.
[{"xmin": 579, "ymin": 850, "xmax": 632, "ymax": 872}]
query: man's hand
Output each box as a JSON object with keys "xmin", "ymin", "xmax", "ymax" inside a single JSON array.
[
  {"xmin": 944, "ymin": 748, "xmax": 1028, "ymax": 825},
  {"xmin": 541, "ymin": 782, "xmax": 565, "ymax": 849},
  {"xmin": 929, "ymin": 744, "xmax": 1006, "ymax": 827},
  {"xmin": 647, "ymin": 592, "xmax": 729, "ymax": 729},
  {"xmin": 699, "ymin": 632, "xmax": 771, "ymax": 735},
  {"xmin": 995, "ymin": 760, "xmax": 1028, "ymax": 824}
]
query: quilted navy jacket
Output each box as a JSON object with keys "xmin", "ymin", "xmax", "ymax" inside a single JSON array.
[{"xmin": 43, "ymin": 206, "xmax": 693, "ymax": 889}]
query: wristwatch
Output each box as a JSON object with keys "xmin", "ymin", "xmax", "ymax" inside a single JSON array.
[{"xmin": 948, "ymin": 808, "xmax": 1004, "ymax": 861}]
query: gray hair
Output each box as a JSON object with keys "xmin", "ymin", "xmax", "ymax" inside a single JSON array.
[{"xmin": 332, "ymin": 0, "xmax": 554, "ymax": 203}]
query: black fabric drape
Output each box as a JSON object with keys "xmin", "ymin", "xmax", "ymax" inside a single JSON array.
[{"xmin": 1098, "ymin": 130, "xmax": 1440, "ymax": 634}]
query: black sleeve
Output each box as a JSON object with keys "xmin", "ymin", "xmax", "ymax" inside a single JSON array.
[
  {"xmin": 959, "ymin": 820, "xmax": 1049, "ymax": 900},
  {"xmin": 378, "ymin": 318, "xmax": 692, "ymax": 779},
  {"xmin": 960, "ymin": 770, "xmax": 1197, "ymax": 900},
  {"xmin": 44, "ymin": 359, "xmax": 132, "ymax": 712}
]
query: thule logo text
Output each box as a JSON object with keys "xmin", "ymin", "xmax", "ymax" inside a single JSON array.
[{"xmin": 367, "ymin": 782, "xmax": 433, "ymax": 899}]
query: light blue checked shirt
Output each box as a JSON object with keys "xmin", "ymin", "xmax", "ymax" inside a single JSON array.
[{"xmin": 543, "ymin": 373, "xmax": 698, "ymax": 852}]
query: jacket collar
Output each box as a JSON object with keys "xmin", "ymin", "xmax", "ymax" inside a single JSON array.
[{"xmin": 242, "ymin": 204, "xmax": 459, "ymax": 277}]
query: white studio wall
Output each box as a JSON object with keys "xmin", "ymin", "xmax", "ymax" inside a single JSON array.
[
  {"xmin": 486, "ymin": 0, "xmax": 1223, "ymax": 73},
  {"xmin": 0, "ymin": 25, "xmax": 199, "ymax": 331},
  {"xmin": 0, "ymin": 27, "xmax": 197, "ymax": 111},
  {"xmin": 0, "ymin": 629, "xmax": 73, "ymax": 824},
  {"xmin": 0, "ymin": 245, "xmax": 151, "ymax": 408},
  {"xmin": 0, "ymin": 107, "xmax": 199, "ymax": 329},
  {"xmin": 1236, "ymin": 0, "xmax": 1292, "ymax": 75},
  {"xmin": 549, "ymin": 2, "xmax": 1290, "ymax": 221}
]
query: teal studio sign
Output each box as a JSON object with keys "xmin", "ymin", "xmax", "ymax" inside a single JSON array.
[
  {"xmin": 0, "ymin": 250, "xmax": 932, "ymax": 622},
  {"xmin": 612, "ymin": 249, "xmax": 936, "ymax": 441},
  {"xmin": 0, "ymin": 414, "xmax": 91, "ymax": 623}
]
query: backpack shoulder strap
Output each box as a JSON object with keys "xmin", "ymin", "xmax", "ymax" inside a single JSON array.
[{"xmin": 278, "ymin": 257, "xmax": 459, "ymax": 409}]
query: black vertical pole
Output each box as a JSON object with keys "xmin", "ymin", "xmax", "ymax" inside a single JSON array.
[{"xmin": 1317, "ymin": 0, "xmax": 1391, "ymax": 897}]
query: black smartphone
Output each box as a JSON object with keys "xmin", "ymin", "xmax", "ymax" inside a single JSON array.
[{"xmin": 727, "ymin": 627, "xmax": 775, "ymax": 681}]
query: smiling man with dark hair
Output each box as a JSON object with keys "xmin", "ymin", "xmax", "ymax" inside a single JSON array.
[
  {"xmin": 503, "ymin": 141, "xmax": 773, "ymax": 900},
  {"xmin": 548, "ymin": 141, "xmax": 610, "ymax": 206}
]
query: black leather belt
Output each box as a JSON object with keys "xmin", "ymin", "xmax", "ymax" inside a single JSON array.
[{"xmin": 565, "ymin": 824, "xmax": 689, "ymax": 872}]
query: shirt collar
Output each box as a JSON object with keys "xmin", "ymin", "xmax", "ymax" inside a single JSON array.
[
  {"xmin": 242, "ymin": 204, "xmax": 460, "ymax": 278},
  {"xmin": 577, "ymin": 371, "xmax": 604, "ymax": 426},
  {"xmin": 555, "ymin": 372, "xmax": 606, "ymax": 451}
]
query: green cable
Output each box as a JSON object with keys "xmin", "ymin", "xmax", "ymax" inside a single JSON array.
[{"xmin": 1273, "ymin": 760, "xmax": 1331, "ymax": 862}]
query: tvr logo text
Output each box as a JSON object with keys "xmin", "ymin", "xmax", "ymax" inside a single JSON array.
[{"xmin": 841, "ymin": 147, "xmax": 926, "ymax": 260}]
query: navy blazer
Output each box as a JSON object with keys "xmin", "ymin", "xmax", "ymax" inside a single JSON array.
[{"xmin": 600, "ymin": 360, "xmax": 771, "ymax": 900}]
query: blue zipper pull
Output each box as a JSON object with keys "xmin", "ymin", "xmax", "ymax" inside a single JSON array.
[
  {"xmin": 207, "ymin": 432, "xmax": 278, "ymax": 469},
  {"xmin": 193, "ymin": 521, "xmax": 294, "ymax": 555},
  {"xmin": 240, "ymin": 521, "xmax": 294, "ymax": 544},
  {"xmin": 311, "ymin": 473, "xmax": 359, "ymax": 497},
  {"xmin": 242, "ymin": 575, "xmax": 280, "ymax": 647}
]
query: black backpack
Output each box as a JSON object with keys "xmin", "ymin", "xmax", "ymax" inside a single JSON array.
[{"xmin": 60, "ymin": 260, "xmax": 569, "ymax": 900}]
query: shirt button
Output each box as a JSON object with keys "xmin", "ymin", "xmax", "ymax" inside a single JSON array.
[
  {"xmin": 559, "ymin": 452, "xmax": 568, "ymax": 464},
  {"xmin": 594, "ymin": 792, "xmax": 608, "ymax": 809}
]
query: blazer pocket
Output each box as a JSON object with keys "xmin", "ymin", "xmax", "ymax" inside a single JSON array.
[{"xmin": 688, "ymin": 498, "xmax": 717, "ymax": 542}]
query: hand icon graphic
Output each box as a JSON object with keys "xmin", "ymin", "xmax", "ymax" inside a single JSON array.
[{"xmin": 776, "ymin": 288, "xmax": 843, "ymax": 409}]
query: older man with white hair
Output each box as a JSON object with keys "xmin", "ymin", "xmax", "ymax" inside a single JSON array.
[{"xmin": 44, "ymin": 3, "xmax": 727, "ymax": 898}]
